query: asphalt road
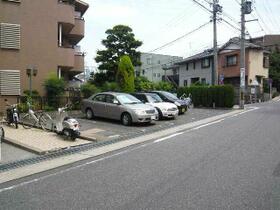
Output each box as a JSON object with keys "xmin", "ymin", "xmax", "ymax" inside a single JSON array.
[{"xmin": 0, "ymin": 100, "xmax": 280, "ymax": 210}]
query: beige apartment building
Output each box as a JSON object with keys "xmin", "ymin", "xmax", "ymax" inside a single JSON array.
[{"xmin": 0, "ymin": 0, "xmax": 88, "ymax": 112}]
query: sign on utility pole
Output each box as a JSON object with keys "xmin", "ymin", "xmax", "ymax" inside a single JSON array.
[{"xmin": 240, "ymin": 0, "xmax": 252, "ymax": 109}]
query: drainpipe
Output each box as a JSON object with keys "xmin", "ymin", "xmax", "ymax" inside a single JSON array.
[
  {"xmin": 58, "ymin": 23, "xmax": 62, "ymax": 47},
  {"xmin": 58, "ymin": 67, "xmax": 61, "ymax": 79}
]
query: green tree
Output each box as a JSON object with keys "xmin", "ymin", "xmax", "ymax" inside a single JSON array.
[
  {"xmin": 269, "ymin": 51, "xmax": 280, "ymax": 91},
  {"xmin": 44, "ymin": 74, "xmax": 65, "ymax": 108},
  {"xmin": 117, "ymin": 55, "xmax": 135, "ymax": 93},
  {"xmin": 95, "ymin": 25, "xmax": 142, "ymax": 83}
]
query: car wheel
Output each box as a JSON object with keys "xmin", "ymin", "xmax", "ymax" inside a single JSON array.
[
  {"xmin": 86, "ymin": 108, "xmax": 94, "ymax": 119},
  {"xmin": 156, "ymin": 108, "xmax": 163, "ymax": 120},
  {"xmin": 121, "ymin": 113, "xmax": 132, "ymax": 126}
]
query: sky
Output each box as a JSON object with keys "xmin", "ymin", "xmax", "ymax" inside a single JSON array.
[{"xmin": 80, "ymin": 0, "xmax": 280, "ymax": 68}]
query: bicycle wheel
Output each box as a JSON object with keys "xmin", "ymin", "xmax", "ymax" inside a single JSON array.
[
  {"xmin": 39, "ymin": 113, "xmax": 52, "ymax": 130},
  {"xmin": 22, "ymin": 114, "xmax": 37, "ymax": 129}
]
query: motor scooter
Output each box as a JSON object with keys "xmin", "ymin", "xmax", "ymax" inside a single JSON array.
[
  {"xmin": 52, "ymin": 104, "xmax": 80, "ymax": 141},
  {"xmin": 4, "ymin": 99, "xmax": 19, "ymax": 129}
]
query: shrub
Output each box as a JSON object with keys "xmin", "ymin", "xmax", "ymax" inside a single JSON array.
[
  {"xmin": 101, "ymin": 82, "xmax": 120, "ymax": 92},
  {"xmin": 154, "ymin": 81, "xmax": 173, "ymax": 92},
  {"xmin": 177, "ymin": 85, "xmax": 234, "ymax": 108},
  {"xmin": 44, "ymin": 74, "xmax": 65, "ymax": 108},
  {"xmin": 135, "ymin": 76, "xmax": 154, "ymax": 91},
  {"xmin": 81, "ymin": 83, "xmax": 100, "ymax": 98}
]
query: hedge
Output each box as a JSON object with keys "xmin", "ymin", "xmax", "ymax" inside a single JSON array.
[{"xmin": 177, "ymin": 85, "xmax": 234, "ymax": 108}]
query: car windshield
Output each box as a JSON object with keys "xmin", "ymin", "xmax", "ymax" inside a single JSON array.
[
  {"xmin": 117, "ymin": 94, "xmax": 142, "ymax": 104},
  {"xmin": 147, "ymin": 94, "xmax": 163, "ymax": 103},
  {"xmin": 161, "ymin": 91, "xmax": 179, "ymax": 100}
]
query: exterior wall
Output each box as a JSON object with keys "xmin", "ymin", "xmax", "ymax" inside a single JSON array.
[
  {"xmin": 248, "ymin": 49, "xmax": 268, "ymax": 86},
  {"xmin": 0, "ymin": 0, "xmax": 87, "ymax": 99},
  {"xmin": 178, "ymin": 59, "xmax": 212, "ymax": 87},
  {"xmin": 218, "ymin": 49, "xmax": 249, "ymax": 86},
  {"xmin": 136, "ymin": 53, "xmax": 183, "ymax": 82}
]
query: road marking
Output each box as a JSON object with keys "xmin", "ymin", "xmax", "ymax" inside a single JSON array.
[
  {"xmin": 0, "ymin": 107, "xmax": 260, "ymax": 193},
  {"xmin": 191, "ymin": 119, "xmax": 224, "ymax": 130},
  {"xmin": 153, "ymin": 132, "xmax": 184, "ymax": 143}
]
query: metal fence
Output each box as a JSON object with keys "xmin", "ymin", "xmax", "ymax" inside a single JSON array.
[{"xmin": 17, "ymin": 96, "xmax": 84, "ymax": 112}]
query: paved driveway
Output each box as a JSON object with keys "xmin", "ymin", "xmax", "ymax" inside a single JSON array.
[{"xmin": 78, "ymin": 108, "xmax": 231, "ymax": 141}]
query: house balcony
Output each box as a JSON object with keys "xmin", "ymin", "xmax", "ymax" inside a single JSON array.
[
  {"xmin": 68, "ymin": 18, "xmax": 85, "ymax": 44},
  {"xmin": 57, "ymin": 46, "xmax": 75, "ymax": 68},
  {"xmin": 57, "ymin": 1, "xmax": 75, "ymax": 27}
]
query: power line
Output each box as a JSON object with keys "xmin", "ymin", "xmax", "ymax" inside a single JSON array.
[
  {"xmin": 221, "ymin": 18, "xmax": 240, "ymax": 32},
  {"xmin": 192, "ymin": 0, "xmax": 212, "ymax": 14},
  {"xmin": 147, "ymin": 21, "xmax": 211, "ymax": 53}
]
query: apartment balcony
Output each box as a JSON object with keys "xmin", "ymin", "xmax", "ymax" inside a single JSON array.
[
  {"xmin": 68, "ymin": 18, "xmax": 85, "ymax": 44},
  {"xmin": 75, "ymin": 0, "xmax": 89, "ymax": 16},
  {"xmin": 72, "ymin": 54, "xmax": 84, "ymax": 73},
  {"xmin": 57, "ymin": 1, "xmax": 75, "ymax": 26},
  {"xmin": 57, "ymin": 46, "xmax": 75, "ymax": 68}
]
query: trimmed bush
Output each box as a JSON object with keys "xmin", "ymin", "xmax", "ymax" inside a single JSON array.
[
  {"xmin": 177, "ymin": 85, "xmax": 234, "ymax": 108},
  {"xmin": 81, "ymin": 83, "xmax": 100, "ymax": 98}
]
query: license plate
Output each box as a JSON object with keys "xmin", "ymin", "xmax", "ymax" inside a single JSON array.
[{"xmin": 151, "ymin": 115, "xmax": 156, "ymax": 120}]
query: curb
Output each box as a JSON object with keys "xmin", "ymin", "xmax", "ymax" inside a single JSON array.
[{"xmin": 0, "ymin": 108, "xmax": 247, "ymax": 184}]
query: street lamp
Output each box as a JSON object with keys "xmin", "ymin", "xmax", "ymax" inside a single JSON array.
[{"xmin": 26, "ymin": 66, "xmax": 38, "ymax": 103}]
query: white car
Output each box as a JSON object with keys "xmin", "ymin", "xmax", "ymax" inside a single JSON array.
[{"xmin": 132, "ymin": 93, "xmax": 179, "ymax": 120}]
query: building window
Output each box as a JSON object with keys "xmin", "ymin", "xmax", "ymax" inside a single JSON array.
[
  {"xmin": 191, "ymin": 77, "xmax": 199, "ymax": 84},
  {"xmin": 157, "ymin": 73, "xmax": 161, "ymax": 78},
  {"xmin": 142, "ymin": 70, "xmax": 145, "ymax": 75},
  {"xmin": 153, "ymin": 73, "xmax": 156, "ymax": 77},
  {"xmin": 186, "ymin": 63, "xmax": 189, "ymax": 71},
  {"xmin": 263, "ymin": 56, "xmax": 269, "ymax": 68},
  {"xmin": 184, "ymin": 80, "xmax": 188, "ymax": 86},
  {"xmin": 201, "ymin": 58, "xmax": 210, "ymax": 68},
  {"xmin": 226, "ymin": 55, "xmax": 237, "ymax": 66},
  {"xmin": 0, "ymin": 23, "xmax": 21, "ymax": 49},
  {"xmin": 193, "ymin": 62, "xmax": 196, "ymax": 70},
  {"xmin": 1, "ymin": 0, "xmax": 21, "ymax": 3},
  {"xmin": 201, "ymin": 78, "xmax": 206, "ymax": 84},
  {"xmin": 147, "ymin": 58, "xmax": 152, "ymax": 65},
  {"xmin": 0, "ymin": 70, "xmax": 21, "ymax": 95}
]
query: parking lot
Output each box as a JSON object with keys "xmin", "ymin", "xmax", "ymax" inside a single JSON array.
[
  {"xmin": 0, "ymin": 108, "xmax": 232, "ymax": 164},
  {"xmin": 78, "ymin": 108, "xmax": 231, "ymax": 141}
]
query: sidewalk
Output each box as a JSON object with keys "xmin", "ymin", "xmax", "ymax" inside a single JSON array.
[{"xmin": 2, "ymin": 125, "xmax": 93, "ymax": 155}]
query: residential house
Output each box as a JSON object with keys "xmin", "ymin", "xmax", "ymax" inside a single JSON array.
[
  {"xmin": 175, "ymin": 50, "xmax": 214, "ymax": 87},
  {"xmin": 218, "ymin": 37, "xmax": 269, "ymax": 89},
  {"xmin": 135, "ymin": 53, "xmax": 183, "ymax": 84},
  {"xmin": 0, "ymin": 0, "xmax": 88, "ymax": 112}
]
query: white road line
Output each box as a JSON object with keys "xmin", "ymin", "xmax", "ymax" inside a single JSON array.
[
  {"xmin": 153, "ymin": 132, "xmax": 185, "ymax": 143},
  {"xmin": 0, "ymin": 150, "xmax": 128, "ymax": 193},
  {"xmin": 191, "ymin": 119, "xmax": 224, "ymax": 130},
  {"xmin": 0, "ymin": 106, "xmax": 260, "ymax": 193}
]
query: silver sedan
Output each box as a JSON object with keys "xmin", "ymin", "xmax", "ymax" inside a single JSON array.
[{"xmin": 81, "ymin": 92, "xmax": 158, "ymax": 126}]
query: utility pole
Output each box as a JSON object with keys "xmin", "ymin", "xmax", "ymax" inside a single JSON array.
[
  {"xmin": 240, "ymin": 0, "xmax": 252, "ymax": 109},
  {"xmin": 212, "ymin": 0, "xmax": 222, "ymax": 85}
]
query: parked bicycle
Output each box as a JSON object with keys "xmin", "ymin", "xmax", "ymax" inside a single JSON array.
[
  {"xmin": 180, "ymin": 93, "xmax": 193, "ymax": 109},
  {"xmin": 21, "ymin": 102, "xmax": 52, "ymax": 130},
  {"xmin": 4, "ymin": 99, "xmax": 19, "ymax": 129}
]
